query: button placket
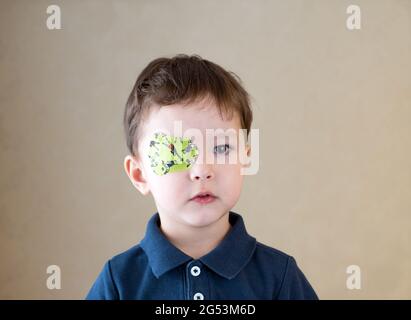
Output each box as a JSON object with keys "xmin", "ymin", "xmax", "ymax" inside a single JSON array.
[{"xmin": 186, "ymin": 261, "xmax": 206, "ymax": 300}]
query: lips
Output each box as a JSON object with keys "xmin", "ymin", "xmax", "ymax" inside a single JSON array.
[
  {"xmin": 190, "ymin": 191, "xmax": 217, "ymax": 205},
  {"xmin": 190, "ymin": 191, "xmax": 217, "ymax": 201}
]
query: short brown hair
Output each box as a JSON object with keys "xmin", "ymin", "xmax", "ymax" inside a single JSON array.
[{"xmin": 123, "ymin": 54, "xmax": 253, "ymax": 157}]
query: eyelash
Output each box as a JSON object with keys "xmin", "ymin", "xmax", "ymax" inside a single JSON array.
[{"xmin": 214, "ymin": 144, "xmax": 231, "ymax": 155}]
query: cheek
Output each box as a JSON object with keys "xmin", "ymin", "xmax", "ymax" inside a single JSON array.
[
  {"xmin": 218, "ymin": 165, "xmax": 244, "ymax": 193},
  {"xmin": 150, "ymin": 173, "xmax": 188, "ymax": 203}
]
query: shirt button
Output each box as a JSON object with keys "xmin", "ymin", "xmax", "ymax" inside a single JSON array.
[
  {"xmin": 190, "ymin": 266, "xmax": 201, "ymax": 277},
  {"xmin": 193, "ymin": 292, "xmax": 204, "ymax": 300}
]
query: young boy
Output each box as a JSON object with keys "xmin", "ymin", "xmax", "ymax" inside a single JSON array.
[{"xmin": 86, "ymin": 54, "xmax": 318, "ymax": 300}]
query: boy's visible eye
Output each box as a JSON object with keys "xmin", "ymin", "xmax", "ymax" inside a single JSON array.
[{"xmin": 214, "ymin": 144, "xmax": 231, "ymax": 155}]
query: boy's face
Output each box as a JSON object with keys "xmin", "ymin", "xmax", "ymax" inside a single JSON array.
[{"xmin": 124, "ymin": 98, "xmax": 250, "ymax": 229}]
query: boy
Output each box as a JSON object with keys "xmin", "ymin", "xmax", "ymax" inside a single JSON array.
[{"xmin": 86, "ymin": 54, "xmax": 318, "ymax": 300}]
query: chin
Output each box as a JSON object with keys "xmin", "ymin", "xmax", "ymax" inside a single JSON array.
[{"xmin": 182, "ymin": 208, "xmax": 229, "ymax": 228}]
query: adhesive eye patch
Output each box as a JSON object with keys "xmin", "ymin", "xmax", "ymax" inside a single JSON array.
[{"xmin": 147, "ymin": 132, "xmax": 199, "ymax": 176}]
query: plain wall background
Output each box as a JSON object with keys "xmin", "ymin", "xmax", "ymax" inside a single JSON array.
[{"xmin": 0, "ymin": 0, "xmax": 410, "ymax": 299}]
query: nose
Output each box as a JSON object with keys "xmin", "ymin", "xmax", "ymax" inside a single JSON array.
[{"xmin": 190, "ymin": 163, "xmax": 215, "ymax": 181}]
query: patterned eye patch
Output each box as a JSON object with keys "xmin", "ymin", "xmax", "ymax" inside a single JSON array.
[{"xmin": 147, "ymin": 132, "xmax": 199, "ymax": 176}]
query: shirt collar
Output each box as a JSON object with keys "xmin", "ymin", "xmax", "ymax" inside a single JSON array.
[{"xmin": 140, "ymin": 211, "xmax": 257, "ymax": 280}]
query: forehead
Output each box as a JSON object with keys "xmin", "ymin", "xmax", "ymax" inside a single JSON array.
[{"xmin": 142, "ymin": 99, "xmax": 241, "ymax": 137}]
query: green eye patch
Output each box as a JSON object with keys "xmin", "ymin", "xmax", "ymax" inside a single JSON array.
[{"xmin": 147, "ymin": 132, "xmax": 199, "ymax": 176}]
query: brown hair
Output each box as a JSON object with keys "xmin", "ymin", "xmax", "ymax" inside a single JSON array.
[{"xmin": 124, "ymin": 54, "xmax": 253, "ymax": 157}]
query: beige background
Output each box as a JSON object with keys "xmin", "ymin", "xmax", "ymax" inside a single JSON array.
[{"xmin": 0, "ymin": 0, "xmax": 410, "ymax": 299}]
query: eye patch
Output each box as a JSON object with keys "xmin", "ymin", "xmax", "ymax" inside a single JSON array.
[{"xmin": 147, "ymin": 132, "xmax": 199, "ymax": 176}]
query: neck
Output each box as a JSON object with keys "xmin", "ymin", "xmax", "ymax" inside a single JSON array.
[{"xmin": 158, "ymin": 212, "xmax": 231, "ymax": 260}]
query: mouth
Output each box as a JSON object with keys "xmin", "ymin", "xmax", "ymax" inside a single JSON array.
[{"xmin": 190, "ymin": 191, "xmax": 217, "ymax": 204}]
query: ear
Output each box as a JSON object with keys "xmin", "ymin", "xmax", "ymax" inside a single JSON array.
[
  {"xmin": 240, "ymin": 143, "xmax": 252, "ymax": 170},
  {"xmin": 124, "ymin": 155, "xmax": 151, "ymax": 196}
]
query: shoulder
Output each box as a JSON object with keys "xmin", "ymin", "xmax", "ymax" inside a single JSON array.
[
  {"xmin": 86, "ymin": 244, "xmax": 148, "ymax": 300},
  {"xmin": 247, "ymin": 241, "xmax": 293, "ymax": 283},
  {"xmin": 255, "ymin": 241, "xmax": 291, "ymax": 259},
  {"xmin": 253, "ymin": 241, "xmax": 292, "ymax": 270},
  {"xmin": 252, "ymin": 242, "xmax": 318, "ymax": 299},
  {"xmin": 108, "ymin": 243, "xmax": 148, "ymax": 273}
]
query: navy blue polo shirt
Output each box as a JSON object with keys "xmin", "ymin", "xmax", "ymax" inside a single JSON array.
[{"xmin": 86, "ymin": 211, "xmax": 318, "ymax": 300}]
